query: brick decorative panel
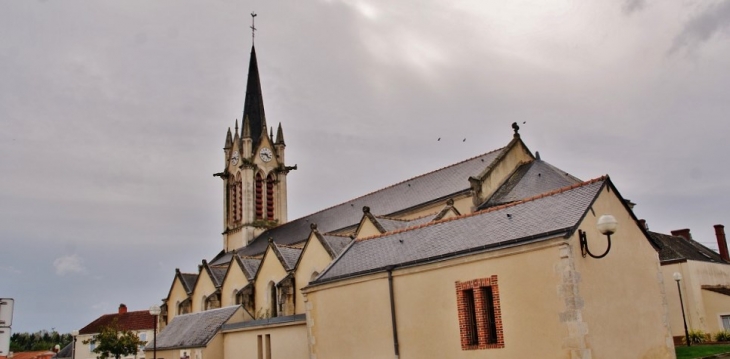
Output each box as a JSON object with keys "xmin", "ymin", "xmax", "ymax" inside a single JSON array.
[{"xmin": 455, "ymin": 275, "xmax": 504, "ymax": 350}]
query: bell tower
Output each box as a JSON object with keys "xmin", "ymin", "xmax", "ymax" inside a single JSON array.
[{"xmin": 215, "ymin": 45, "xmax": 296, "ymax": 252}]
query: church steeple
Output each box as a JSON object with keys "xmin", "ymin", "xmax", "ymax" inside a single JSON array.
[{"xmin": 242, "ymin": 46, "xmax": 267, "ymax": 150}]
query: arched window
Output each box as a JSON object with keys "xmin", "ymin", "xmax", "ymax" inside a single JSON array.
[
  {"xmin": 255, "ymin": 173, "xmax": 264, "ymax": 220},
  {"xmin": 178, "ymin": 299, "xmax": 191, "ymax": 315},
  {"xmin": 229, "ymin": 175, "xmax": 238, "ymax": 223},
  {"xmin": 266, "ymin": 173, "xmax": 275, "ymax": 220},
  {"xmin": 205, "ymin": 293, "xmax": 221, "ymax": 310},
  {"xmin": 268, "ymin": 281, "xmax": 278, "ymax": 317}
]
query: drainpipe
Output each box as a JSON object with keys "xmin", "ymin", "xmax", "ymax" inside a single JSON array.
[{"xmin": 386, "ymin": 266, "xmax": 400, "ymax": 359}]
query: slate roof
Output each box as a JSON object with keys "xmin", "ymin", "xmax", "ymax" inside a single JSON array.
[
  {"xmin": 316, "ymin": 178, "xmax": 606, "ymax": 283},
  {"xmin": 274, "ymin": 244, "xmax": 303, "ymax": 271},
  {"xmin": 180, "ymin": 273, "xmax": 198, "ymax": 293},
  {"xmin": 215, "ymin": 148, "xmax": 507, "ymax": 261},
  {"xmin": 241, "ymin": 46, "xmax": 267, "ymax": 150},
  {"xmin": 240, "ymin": 257, "xmax": 261, "ymax": 280},
  {"xmin": 53, "ymin": 343, "xmax": 72, "ymax": 359},
  {"xmin": 320, "ymin": 235, "xmax": 353, "ymax": 256},
  {"xmin": 649, "ymin": 231, "xmax": 727, "ymax": 264},
  {"xmin": 481, "ymin": 160, "xmax": 581, "ymax": 208},
  {"xmin": 148, "ymin": 306, "xmax": 240, "ymax": 351},
  {"xmin": 209, "ymin": 266, "xmax": 227, "ymax": 287},
  {"xmin": 79, "ymin": 310, "xmax": 155, "ymax": 334},
  {"xmin": 222, "ymin": 314, "xmax": 306, "ymax": 331},
  {"xmin": 376, "ymin": 216, "xmax": 433, "ymax": 232}
]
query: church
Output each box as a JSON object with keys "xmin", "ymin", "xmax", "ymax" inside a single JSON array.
[{"xmin": 149, "ymin": 44, "xmax": 677, "ymax": 359}]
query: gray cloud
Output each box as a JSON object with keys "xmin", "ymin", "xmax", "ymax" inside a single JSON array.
[
  {"xmin": 623, "ymin": 0, "xmax": 647, "ymax": 15},
  {"xmin": 2, "ymin": 0, "xmax": 730, "ymax": 333},
  {"xmin": 669, "ymin": 0, "xmax": 730, "ymax": 54}
]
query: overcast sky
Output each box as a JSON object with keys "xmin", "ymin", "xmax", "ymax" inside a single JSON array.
[{"xmin": 2, "ymin": 0, "xmax": 730, "ymax": 334}]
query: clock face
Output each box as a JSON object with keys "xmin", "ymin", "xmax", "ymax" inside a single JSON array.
[
  {"xmin": 231, "ymin": 151, "xmax": 240, "ymax": 165},
  {"xmin": 259, "ymin": 148, "xmax": 273, "ymax": 162}
]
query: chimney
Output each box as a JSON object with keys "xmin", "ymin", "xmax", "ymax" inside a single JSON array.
[
  {"xmin": 715, "ymin": 225, "xmax": 730, "ymax": 262},
  {"xmin": 638, "ymin": 219, "xmax": 648, "ymax": 230},
  {"xmin": 671, "ymin": 228, "xmax": 692, "ymax": 241},
  {"xmin": 119, "ymin": 303, "xmax": 127, "ymax": 314}
]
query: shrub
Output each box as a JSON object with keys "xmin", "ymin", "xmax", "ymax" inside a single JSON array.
[
  {"xmin": 687, "ymin": 329, "xmax": 708, "ymax": 344},
  {"xmin": 715, "ymin": 330, "xmax": 730, "ymax": 342}
]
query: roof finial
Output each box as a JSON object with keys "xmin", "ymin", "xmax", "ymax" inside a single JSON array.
[
  {"xmin": 512, "ymin": 122, "xmax": 520, "ymax": 137},
  {"xmin": 250, "ymin": 12, "xmax": 258, "ymax": 45}
]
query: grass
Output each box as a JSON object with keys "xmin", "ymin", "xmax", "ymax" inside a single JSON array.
[{"xmin": 675, "ymin": 344, "xmax": 730, "ymax": 359}]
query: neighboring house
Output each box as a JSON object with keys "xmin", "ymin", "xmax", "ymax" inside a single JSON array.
[
  {"xmin": 74, "ymin": 304, "xmax": 155, "ymax": 359},
  {"xmin": 154, "ymin": 44, "xmax": 676, "ymax": 358},
  {"xmin": 52, "ymin": 343, "xmax": 72, "ymax": 359},
  {"xmin": 651, "ymin": 226, "xmax": 730, "ymax": 340},
  {"xmin": 1, "ymin": 351, "xmax": 55, "ymax": 359}
]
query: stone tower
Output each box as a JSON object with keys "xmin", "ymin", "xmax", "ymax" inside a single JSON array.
[{"xmin": 216, "ymin": 46, "xmax": 295, "ymax": 252}]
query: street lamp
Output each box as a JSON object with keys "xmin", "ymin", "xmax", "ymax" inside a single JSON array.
[
  {"xmin": 149, "ymin": 305, "xmax": 161, "ymax": 359},
  {"xmin": 70, "ymin": 330, "xmax": 79, "ymax": 359},
  {"xmin": 579, "ymin": 214, "xmax": 618, "ymax": 258},
  {"xmin": 674, "ymin": 272, "xmax": 691, "ymax": 346}
]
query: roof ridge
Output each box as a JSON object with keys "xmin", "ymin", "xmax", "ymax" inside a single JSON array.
[
  {"xmin": 277, "ymin": 243, "xmax": 303, "ymax": 250},
  {"xmin": 284, "ymin": 147, "xmax": 507, "ymax": 222},
  {"xmin": 322, "ymin": 233, "xmax": 352, "ymax": 238},
  {"xmin": 356, "ymin": 175, "xmax": 607, "ymax": 242}
]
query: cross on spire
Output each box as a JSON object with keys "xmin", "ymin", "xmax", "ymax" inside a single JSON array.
[{"xmin": 250, "ymin": 12, "xmax": 257, "ymax": 45}]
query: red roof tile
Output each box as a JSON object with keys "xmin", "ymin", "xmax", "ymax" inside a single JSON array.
[{"xmin": 79, "ymin": 310, "xmax": 155, "ymax": 334}]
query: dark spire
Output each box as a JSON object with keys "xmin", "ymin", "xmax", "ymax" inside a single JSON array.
[
  {"xmin": 269, "ymin": 126, "xmax": 274, "ymax": 141},
  {"xmin": 225, "ymin": 127, "xmax": 233, "ymax": 149},
  {"xmin": 242, "ymin": 46, "xmax": 267, "ymax": 149},
  {"xmin": 235, "ymin": 119, "xmax": 239, "ymax": 137},
  {"xmin": 275, "ymin": 122, "xmax": 285, "ymax": 145}
]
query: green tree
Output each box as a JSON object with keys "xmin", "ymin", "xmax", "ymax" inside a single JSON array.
[{"xmin": 82, "ymin": 319, "xmax": 146, "ymax": 359}]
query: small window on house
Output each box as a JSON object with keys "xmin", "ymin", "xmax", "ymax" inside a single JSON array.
[
  {"xmin": 455, "ymin": 275, "xmax": 504, "ymax": 350},
  {"xmin": 138, "ymin": 333, "xmax": 147, "ymax": 352},
  {"xmin": 90, "ymin": 341, "xmax": 96, "ymax": 351},
  {"xmin": 722, "ymin": 315, "xmax": 730, "ymax": 330}
]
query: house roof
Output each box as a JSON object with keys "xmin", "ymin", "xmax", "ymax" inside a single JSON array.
[
  {"xmin": 481, "ymin": 159, "xmax": 581, "ymax": 208},
  {"xmin": 78, "ymin": 310, "xmax": 155, "ymax": 334},
  {"xmin": 315, "ymin": 177, "xmax": 606, "ymax": 284},
  {"xmin": 649, "ymin": 231, "xmax": 727, "ymax": 264},
  {"xmin": 210, "ymin": 147, "xmax": 508, "ymax": 262},
  {"xmin": 147, "ymin": 306, "xmax": 240, "ymax": 351},
  {"xmin": 180, "ymin": 272, "xmax": 198, "ymax": 293},
  {"xmin": 3, "ymin": 351, "xmax": 55, "ymax": 359},
  {"xmin": 240, "ymin": 257, "xmax": 261, "ymax": 280}
]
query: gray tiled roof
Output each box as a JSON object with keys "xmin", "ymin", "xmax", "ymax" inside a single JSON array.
[
  {"xmin": 180, "ymin": 273, "xmax": 198, "ymax": 293},
  {"xmin": 148, "ymin": 306, "xmax": 240, "ymax": 351},
  {"xmin": 209, "ymin": 266, "xmax": 227, "ymax": 287},
  {"xmin": 53, "ymin": 342, "xmax": 72, "ymax": 359},
  {"xmin": 222, "ymin": 314, "xmax": 306, "ymax": 331},
  {"xmin": 241, "ymin": 257, "xmax": 261, "ymax": 280},
  {"xmin": 227, "ymin": 148, "xmax": 507, "ymax": 258},
  {"xmin": 275, "ymin": 244, "xmax": 302, "ymax": 270},
  {"xmin": 316, "ymin": 179, "xmax": 605, "ymax": 283},
  {"xmin": 649, "ymin": 231, "xmax": 726, "ymax": 263},
  {"xmin": 321, "ymin": 235, "xmax": 353, "ymax": 257},
  {"xmin": 376, "ymin": 216, "xmax": 433, "ymax": 232},
  {"xmin": 481, "ymin": 160, "xmax": 581, "ymax": 208}
]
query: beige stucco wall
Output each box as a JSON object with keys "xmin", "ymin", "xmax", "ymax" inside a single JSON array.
[
  {"xmin": 304, "ymin": 183, "xmax": 675, "ymax": 359},
  {"xmin": 703, "ymin": 290, "xmax": 730, "ymax": 333},
  {"xmin": 356, "ymin": 217, "xmax": 382, "ymax": 238},
  {"xmin": 572, "ymin": 185, "xmax": 674, "ymax": 358},
  {"xmin": 222, "ymin": 322, "xmax": 309, "ymax": 359},
  {"xmin": 166, "ymin": 277, "xmax": 191, "ymax": 323},
  {"xmin": 305, "ymin": 239, "xmax": 570, "ymax": 359},
  {"xmin": 662, "ymin": 260, "xmax": 730, "ymax": 336},
  {"xmin": 221, "ymin": 260, "xmax": 250, "ymax": 308},
  {"xmin": 294, "ymin": 235, "xmax": 333, "ymax": 314},
  {"xmin": 255, "ymin": 246, "xmax": 288, "ymax": 318},
  {"xmin": 476, "ymin": 140, "xmax": 532, "ymax": 204},
  {"xmin": 192, "ymin": 270, "xmax": 217, "ymax": 313}
]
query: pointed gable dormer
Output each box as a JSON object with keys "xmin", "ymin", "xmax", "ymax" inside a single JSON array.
[{"xmin": 242, "ymin": 46, "xmax": 267, "ymax": 151}]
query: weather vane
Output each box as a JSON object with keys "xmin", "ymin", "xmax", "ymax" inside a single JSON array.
[{"xmin": 250, "ymin": 12, "xmax": 257, "ymax": 45}]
